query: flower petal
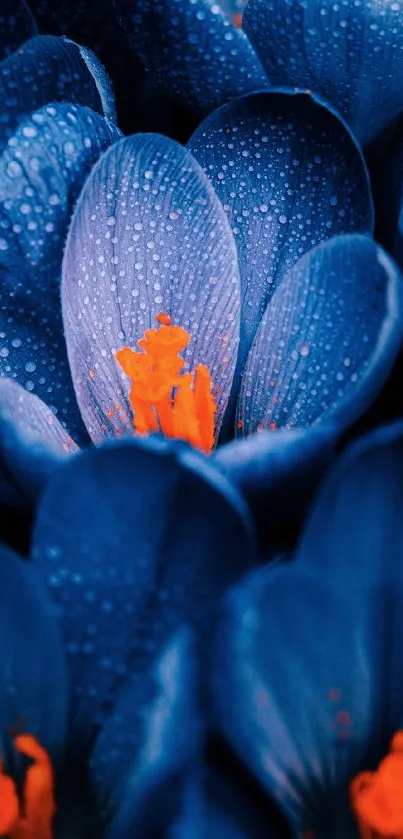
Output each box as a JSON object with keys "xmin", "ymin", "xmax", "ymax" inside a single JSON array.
[
  {"xmin": 213, "ymin": 421, "xmax": 403, "ymax": 836},
  {"xmin": 213, "ymin": 565, "xmax": 368, "ymax": 838},
  {"xmin": 215, "ymin": 423, "xmax": 335, "ymax": 554},
  {"xmin": 0, "ymin": 0, "xmax": 37, "ymax": 60},
  {"xmin": 31, "ymin": 436, "xmax": 255, "ymax": 756},
  {"xmin": 91, "ymin": 626, "xmax": 201, "ymax": 832},
  {"xmin": 111, "ymin": 0, "xmax": 269, "ymax": 115},
  {"xmin": 0, "ymin": 378, "xmax": 78, "ymax": 510},
  {"xmin": 0, "ymin": 103, "xmax": 120, "ymax": 443},
  {"xmin": 188, "ymin": 91, "xmax": 373, "ymax": 371},
  {"xmin": 62, "ymin": 134, "xmax": 241, "ymax": 443},
  {"xmin": 25, "ymin": 0, "xmax": 163, "ymax": 137},
  {"xmin": 236, "ymin": 235, "xmax": 403, "ymax": 436},
  {"xmin": 243, "ymin": 0, "xmax": 403, "ymax": 145},
  {"xmin": 157, "ymin": 768, "xmax": 282, "ymax": 839},
  {"xmin": 0, "ymin": 540, "xmax": 68, "ymax": 764},
  {"xmin": 0, "ymin": 34, "xmax": 115, "ymax": 154}
]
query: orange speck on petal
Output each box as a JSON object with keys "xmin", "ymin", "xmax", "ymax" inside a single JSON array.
[
  {"xmin": 233, "ymin": 12, "xmax": 243, "ymax": 26},
  {"xmin": 0, "ymin": 735, "xmax": 55, "ymax": 839},
  {"xmin": 115, "ymin": 314, "xmax": 216, "ymax": 453},
  {"xmin": 350, "ymin": 731, "xmax": 403, "ymax": 838},
  {"xmin": 156, "ymin": 312, "xmax": 171, "ymax": 326}
]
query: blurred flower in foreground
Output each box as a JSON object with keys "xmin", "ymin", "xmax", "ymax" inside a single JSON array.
[{"xmin": 213, "ymin": 421, "xmax": 403, "ymax": 838}]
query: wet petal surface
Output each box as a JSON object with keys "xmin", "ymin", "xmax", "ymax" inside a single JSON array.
[
  {"xmin": 92, "ymin": 626, "xmax": 201, "ymax": 831},
  {"xmin": 236, "ymin": 235, "xmax": 403, "ymax": 435},
  {"xmin": 0, "ymin": 378, "xmax": 77, "ymax": 510},
  {"xmin": 213, "ymin": 421, "xmax": 403, "ymax": 837},
  {"xmin": 31, "ymin": 436, "xmax": 255, "ymax": 757},
  {"xmin": 188, "ymin": 91, "xmax": 373, "ymax": 370},
  {"xmin": 111, "ymin": 0, "xmax": 269, "ymax": 115},
  {"xmin": 0, "ymin": 0, "xmax": 37, "ymax": 60},
  {"xmin": 243, "ymin": 0, "xmax": 403, "ymax": 145},
  {"xmin": 0, "ymin": 103, "xmax": 120, "ymax": 443},
  {"xmin": 62, "ymin": 134, "xmax": 241, "ymax": 444},
  {"xmin": 0, "ymin": 34, "xmax": 114, "ymax": 154}
]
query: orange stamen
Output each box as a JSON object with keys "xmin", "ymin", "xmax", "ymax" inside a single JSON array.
[
  {"xmin": 350, "ymin": 732, "xmax": 403, "ymax": 838},
  {"xmin": 0, "ymin": 735, "xmax": 55, "ymax": 839},
  {"xmin": 115, "ymin": 314, "xmax": 216, "ymax": 453},
  {"xmin": 232, "ymin": 12, "xmax": 243, "ymax": 26}
]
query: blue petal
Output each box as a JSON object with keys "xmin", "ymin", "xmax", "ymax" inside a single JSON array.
[
  {"xmin": 93, "ymin": 626, "xmax": 201, "ymax": 833},
  {"xmin": 111, "ymin": 0, "xmax": 269, "ymax": 115},
  {"xmin": 243, "ymin": 0, "xmax": 403, "ymax": 145},
  {"xmin": 0, "ymin": 378, "xmax": 77, "ymax": 510},
  {"xmin": 0, "ymin": 0, "xmax": 37, "ymax": 60},
  {"xmin": 0, "ymin": 102, "xmax": 120, "ymax": 443},
  {"xmin": 62, "ymin": 134, "xmax": 241, "ymax": 443},
  {"xmin": 236, "ymin": 235, "xmax": 403, "ymax": 435},
  {"xmin": 300, "ymin": 420, "xmax": 403, "ymax": 592},
  {"xmin": 31, "ymin": 436, "xmax": 255, "ymax": 757},
  {"xmin": 215, "ymin": 423, "xmax": 335, "ymax": 554},
  {"xmin": 0, "ymin": 540, "xmax": 68, "ymax": 765},
  {"xmin": 213, "ymin": 421, "xmax": 403, "ymax": 837},
  {"xmin": 25, "ymin": 0, "xmax": 152, "ymax": 135},
  {"xmin": 0, "ymin": 34, "xmax": 115, "ymax": 154},
  {"xmin": 188, "ymin": 91, "xmax": 374, "ymax": 372}
]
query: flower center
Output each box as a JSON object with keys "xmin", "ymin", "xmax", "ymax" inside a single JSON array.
[
  {"xmin": 350, "ymin": 731, "xmax": 403, "ymax": 838},
  {"xmin": 0, "ymin": 734, "xmax": 55, "ymax": 838},
  {"xmin": 115, "ymin": 313, "xmax": 216, "ymax": 453}
]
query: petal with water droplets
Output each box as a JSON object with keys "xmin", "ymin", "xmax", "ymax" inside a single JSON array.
[
  {"xmin": 62, "ymin": 134, "xmax": 241, "ymax": 444},
  {"xmin": 188, "ymin": 91, "xmax": 373, "ymax": 371},
  {"xmin": 0, "ymin": 378, "xmax": 78, "ymax": 510},
  {"xmin": 91, "ymin": 626, "xmax": 201, "ymax": 832},
  {"xmin": 0, "ymin": 103, "xmax": 120, "ymax": 443},
  {"xmin": 236, "ymin": 235, "xmax": 403, "ymax": 436},
  {"xmin": 0, "ymin": 34, "xmax": 115, "ymax": 153},
  {"xmin": 243, "ymin": 0, "xmax": 403, "ymax": 146},
  {"xmin": 0, "ymin": 0, "xmax": 37, "ymax": 60},
  {"xmin": 111, "ymin": 0, "xmax": 269, "ymax": 116},
  {"xmin": 31, "ymin": 436, "xmax": 255, "ymax": 756},
  {"xmin": 0, "ymin": 540, "xmax": 68, "ymax": 764}
]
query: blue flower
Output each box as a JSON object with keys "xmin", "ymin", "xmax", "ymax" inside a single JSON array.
[
  {"xmin": 1, "ymin": 36, "xmax": 402, "ymax": 548},
  {"xmin": 212, "ymin": 421, "xmax": 403, "ymax": 838}
]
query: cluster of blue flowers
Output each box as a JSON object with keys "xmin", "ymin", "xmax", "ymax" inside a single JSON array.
[{"xmin": 1, "ymin": 0, "xmax": 403, "ymax": 836}]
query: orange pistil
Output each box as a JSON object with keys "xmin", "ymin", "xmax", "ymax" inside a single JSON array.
[
  {"xmin": 0, "ymin": 735, "xmax": 55, "ymax": 839},
  {"xmin": 350, "ymin": 732, "xmax": 403, "ymax": 839},
  {"xmin": 115, "ymin": 313, "xmax": 216, "ymax": 453}
]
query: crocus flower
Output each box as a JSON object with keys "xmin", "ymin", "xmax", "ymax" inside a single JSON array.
[
  {"xmin": 2, "ymin": 103, "xmax": 403, "ymax": 459},
  {"xmin": 212, "ymin": 420, "xmax": 403, "ymax": 838}
]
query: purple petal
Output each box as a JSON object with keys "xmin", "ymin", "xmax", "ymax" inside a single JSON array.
[
  {"xmin": 236, "ymin": 235, "xmax": 403, "ymax": 436},
  {"xmin": 0, "ymin": 34, "xmax": 115, "ymax": 153},
  {"xmin": 188, "ymin": 90, "xmax": 374, "ymax": 371},
  {"xmin": 0, "ymin": 0, "xmax": 37, "ymax": 60},
  {"xmin": 62, "ymin": 134, "xmax": 241, "ymax": 444},
  {"xmin": 0, "ymin": 103, "xmax": 120, "ymax": 443},
  {"xmin": 0, "ymin": 377, "xmax": 78, "ymax": 455}
]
